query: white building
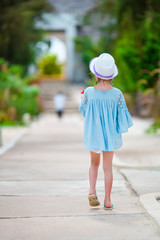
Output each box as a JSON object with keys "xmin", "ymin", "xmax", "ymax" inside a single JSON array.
[{"xmin": 36, "ymin": 0, "xmax": 96, "ymax": 83}]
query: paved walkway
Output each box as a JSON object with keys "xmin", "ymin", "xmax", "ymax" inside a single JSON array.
[
  {"xmin": 0, "ymin": 113, "xmax": 160, "ymax": 239},
  {"xmin": 116, "ymin": 117, "xmax": 160, "ymax": 168}
]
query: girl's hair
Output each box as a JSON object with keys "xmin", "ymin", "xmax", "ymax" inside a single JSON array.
[{"xmin": 94, "ymin": 77, "xmax": 113, "ymax": 89}]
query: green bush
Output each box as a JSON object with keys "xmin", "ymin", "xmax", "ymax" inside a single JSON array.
[
  {"xmin": 113, "ymin": 33, "xmax": 140, "ymax": 94},
  {"xmin": 0, "ymin": 58, "xmax": 41, "ymax": 124},
  {"xmin": 38, "ymin": 54, "xmax": 62, "ymax": 75}
]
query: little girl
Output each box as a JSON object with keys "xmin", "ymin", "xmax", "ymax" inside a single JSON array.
[{"xmin": 79, "ymin": 53, "xmax": 133, "ymax": 210}]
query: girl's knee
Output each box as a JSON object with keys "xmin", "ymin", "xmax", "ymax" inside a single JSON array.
[{"xmin": 91, "ymin": 160, "xmax": 100, "ymax": 168}]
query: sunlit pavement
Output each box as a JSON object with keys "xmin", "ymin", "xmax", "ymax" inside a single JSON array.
[{"xmin": 0, "ymin": 113, "xmax": 160, "ymax": 239}]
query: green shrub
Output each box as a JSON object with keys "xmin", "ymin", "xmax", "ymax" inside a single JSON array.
[
  {"xmin": 0, "ymin": 58, "xmax": 41, "ymax": 124},
  {"xmin": 37, "ymin": 54, "xmax": 62, "ymax": 75}
]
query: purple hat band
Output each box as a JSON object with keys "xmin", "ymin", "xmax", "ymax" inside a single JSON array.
[
  {"xmin": 93, "ymin": 62, "xmax": 114, "ymax": 79},
  {"xmin": 89, "ymin": 57, "xmax": 117, "ymax": 79}
]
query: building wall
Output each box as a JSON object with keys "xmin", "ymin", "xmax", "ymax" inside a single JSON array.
[{"xmin": 36, "ymin": 13, "xmax": 88, "ymax": 83}]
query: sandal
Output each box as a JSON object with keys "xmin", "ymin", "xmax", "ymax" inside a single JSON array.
[
  {"xmin": 104, "ymin": 203, "xmax": 113, "ymax": 210},
  {"xmin": 88, "ymin": 194, "xmax": 100, "ymax": 206}
]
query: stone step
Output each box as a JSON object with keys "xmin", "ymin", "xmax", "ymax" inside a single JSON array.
[{"xmin": 38, "ymin": 80, "xmax": 82, "ymax": 113}]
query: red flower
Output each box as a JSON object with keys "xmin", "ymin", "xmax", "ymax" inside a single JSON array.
[{"xmin": 79, "ymin": 88, "xmax": 84, "ymax": 94}]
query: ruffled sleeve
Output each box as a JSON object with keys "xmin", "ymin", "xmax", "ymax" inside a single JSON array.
[
  {"xmin": 116, "ymin": 92, "xmax": 133, "ymax": 133},
  {"xmin": 79, "ymin": 88, "xmax": 88, "ymax": 117}
]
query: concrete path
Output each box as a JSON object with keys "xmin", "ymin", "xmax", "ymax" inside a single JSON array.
[
  {"xmin": 0, "ymin": 113, "xmax": 160, "ymax": 240},
  {"xmin": 115, "ymin": 117, "xmax": 160, "ymax": 169}
]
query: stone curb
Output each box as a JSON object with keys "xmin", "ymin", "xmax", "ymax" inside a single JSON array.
[
  {"xmin": 0, "ymin": 117, "xmax": 41, "ymax": 157},
  {"xmin": 0, "ymin": 128, "xmax": 29, "ymax": 156},
  {"xmin": 113, "ymin": 155, "xmax": 160, "ymax": 170},
  {"xmin": 139, "ymin": 192, "xmax": 160, "ymax": 228}
]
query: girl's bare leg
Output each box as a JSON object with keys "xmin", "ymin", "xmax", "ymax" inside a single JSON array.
[
  {"xmin": 103, "ymin": 151, "xmax": 114, "ymax": 207},
  {"xmin": 89, "ymin": 151, "xmax": 100, "ymax": 196}
]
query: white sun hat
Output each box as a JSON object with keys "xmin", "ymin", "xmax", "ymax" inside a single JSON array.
[{"xmin": 89, "ymin": 53, "xmax": 118, "ymax": 80}]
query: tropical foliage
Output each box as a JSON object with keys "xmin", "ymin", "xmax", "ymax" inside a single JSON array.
[
  {"xmin": 0, "ymin": 0, "xmax": 53, "ymax": 69},
  {"xmin": 0, "ymin": 59, "xmax": 41, "ymax": 124}
]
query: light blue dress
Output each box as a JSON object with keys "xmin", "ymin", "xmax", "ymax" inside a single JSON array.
[{"xmin": 79, "ymin": 86, "xmax": 133, "ymax": 151}]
